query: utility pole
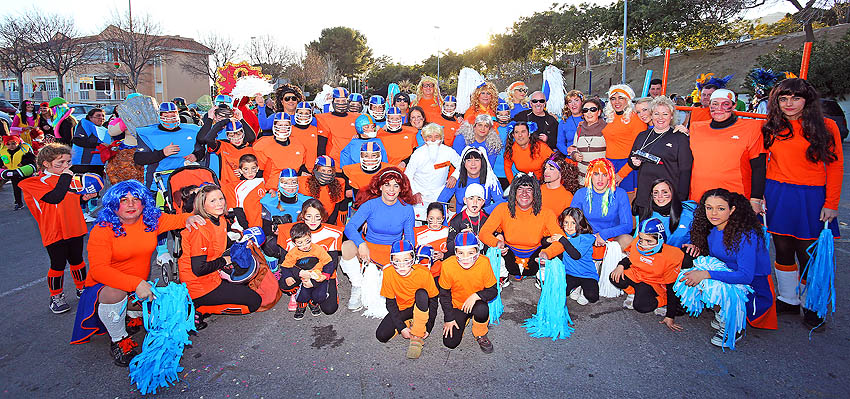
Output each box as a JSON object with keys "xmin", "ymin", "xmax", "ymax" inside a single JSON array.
[{"xmin": 621, "ymin": 0, "xmax": 628, "ymax": 84}]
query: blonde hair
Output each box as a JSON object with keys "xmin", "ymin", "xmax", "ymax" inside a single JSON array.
[
  {"xmin": 420, "ymin": 122, "xmax": 444, "ymax": 140},
  {"xmin": 603, "ymin": 85, "xmax": 635, "ymax": 124},
  {"xmin": 193, "ymin": 185, "xmax": 226, "ymax": 220},
  {"xmin": 35, "ymin": 143, "xmax": 71, "ymax": 171},
  {"xmin": 413, "ymin": 76, "xmax": 442, "ymax": 108},
  {"xmin": 468, "ymin": 82, "xmax": 499, "ymax": 116},
  {"xmin": 562, "ymin": 90, "xmax": 584, "ymax": 117},
  {"xmin": 649, "ymin": 95, "xmax": 676, "ymax": 121},
  {"xmin": 506, "ymin": 81, "xmax": 529, "ymax": 110}
]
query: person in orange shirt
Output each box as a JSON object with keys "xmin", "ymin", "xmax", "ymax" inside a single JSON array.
[
  {"xmin": 253, "ymin": 113, "xmax": 308, "ymax": 190},
  {"xmin": 197, "ymin": 117, "xmax": 256, "ymax": 185},
  {"xmin": 377, "ymin": 107, "xmax": 417, "ymax": 167},
  {"xmin": 71, "ymin": 180, "xmax": 203, "ymax": 366},
  {"xmin": 463, "ymin": 82, "xmax": 499, "ymax": 124},
  {"xmin": 412, "ymin": 76, "xmax": 443, "ymax": 123},
  {"xmin": 315, "ymin": 88, "xmax": 359, "ymax": 169},
  {"xmin": 434, "ymin": 95, "xmax": 461, "ymax": 144},
  {"xmin": 18, "ymin": 143, "xmax": 96, "ymax": 314},
  {"xmin": 256, "ymin": 94, "xmax": 323, "ymax": 167},
  {"xmin": 414, "ymin": 203, "xmax": 450, "ymax": 281},
  {"xmin": 342, "ymin": 141, "xmax": 390, "ymax": 196},
  {"xmin": 179, "ymin": 185, "xmax": 262, "ymax": 319},
  {"xmin": 503, "ymin": 120, "xmax": 553, "ymax": 180},
  {"xmin": 601, "ymin": 84, "xmax": 647, "ymax": 198},
  {"xmin": 687, "ymin": 73, "xmax": 733, "ymax": 125},
  {"xmin": 278, "ymin": 222, "xmax": 335, "ymax": 320},
  {"xmin": 299, "ymin": 156, "xmax": 349, "ymax": 224},
  {"xmin": 222, "ymin": 154, "xmax": 267, "ymax": 229},
  {"xmin": 439, "ymin": 232, "xmax": 498, "ymax": 353},
  {"xmin": 762, "ymin": 78, "xmax": 843, "ymax": 329},
  {"xmin": 376, "ymin": 239, "xmax": 440, "ymax": 359},
  {"xmin": 540, "ymin": 153, "xmax": 579, "ymax": 216},
  {"xmin": 688, "ymin": 89, "xmax": 766, "ymax": 214}
]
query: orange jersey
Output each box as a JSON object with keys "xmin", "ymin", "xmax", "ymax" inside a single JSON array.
[
  {"xmin": 19, "ymin": 173, "xmax": 88, "ymax": 246},
  {"xmin": 381, "ymin": 264, "xmax": 439, "ymax": 310},
  {"xmin": 222, "ymin": 178, "xmax": 267, "ymax": 228},
  {"xmin": 416, "ymin": 97, "xmax": 443, "ymax": 125},
  {"xmin": 377, "ymin": 126, "xmax": 418, "ymax": 165},
  {"xmin": 178, "ymin": 216, "xmax": 228, "ymax": 298},
  {"xmin": 315, "ymin": 113, "xmax": 359, "ymax": 170},
  {"xmin": 210, "ymin": 142, "xmax": 255, "ymax": 185},
  {"xmin": 602, "ymin": 113, "xmax": 647, "ymax": 159},
  {"xmin": 541, "ymin": 184, "xmax": 573, "ymax": 216},
  {"xmin": 766, "ymin": 118, "xmax": 844, "ymax": 209},
  {"xmin": 689, "ymin": 107, "xmax": 711, "ymax": 124},
  {"xmin": 463, "ymin": 107, "xmax": 495, "ymax": 124},
  {"xmin": 297, "ymin": 175, "xmax": 346, "ymax": 222},
  {"xmin": 689, "ymin": 118, "xmax": 765, "ymax": 201},
  {"xmin": 253, "ymin": 136, "xmax": 308, "ymax": 190},
  {"xmin": 87, "ymin": 213, "xmax": 189, "ymax": 292},
  {"xmin": 280, "ymin": 243, "xmax": 332, "ymax": 278},
  {"xmin": 438, "ymin": 255, "xmax": 497, "ymax": 309},
  {"xmin": 623, "ymin": 241, "xmax": 683, "ymax": 307},
  {"xmin": 504, "ymin": 142, "xmax": 553, "ymax": 180},
  {"xmin": 342, "ymin": 163, "xmax": 390, "ymax": 190},
  {"xmin": 278, "ymin": 223, "xmax": 344, "ymax": 253},
  {"xmin": 291, "ymin": 125, "xmax": 321, "ymax": 167},
  {"xmin": 415, "ymin": 225, "xmax": 449, "ymax": 277},
  {"xmin": 479, "ymin": 202, "xmax": 565, "ymax": 259},
  {"xmin": 435, "ymin": 118, "xmax": 459, "ymax": 146}
]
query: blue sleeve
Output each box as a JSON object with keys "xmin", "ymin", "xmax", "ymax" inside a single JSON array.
[
  {"xmin": 451, "ymin": 136, "xmax": 465, "ymax": 155},
  {"xmin": 340, "ymin": 141, "xmax": 355, "ymax": 166},
  {"xmin": 570, "ymin": 188, "xmax": 586, "ymax": 208},
  {"xmin": 710, "ymin": 235, "xmax": 757, "ymax": 285},
  {"xmin": 344, "ymin": 199, "xmax": 371, "ymax": 247},
  {"xmin": 556, "ymin": 120, "xmax": 570, "ymax": 155},
  {"xmin": 379, "ymin": 141, "xmax": 389, "ymax": 162},
  {"xmin": 483, "ymin": 184, "xmax": 505, "ymax": 214},
  {"xmin": 598, "ymin": 189, "xmax": 634, "ymax": 240},
  {"xmin": 437, "ymin": 185, "xmax": 454, "ymax": 204},
  {"xmin": 416, "ymin": 131, "xmax": 424, "ymax": 147},
  {"xmin": 404, "ymin": 205, "xmax": 416, "ymax": 245},
  {"xmin": 257, "ymin": 105, "xmax": 273, "ymax": 131}
]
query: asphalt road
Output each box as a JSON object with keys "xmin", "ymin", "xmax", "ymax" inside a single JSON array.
[{"xmin": 1, "ymin": 145, "xmax": 849, "ymax": 398}]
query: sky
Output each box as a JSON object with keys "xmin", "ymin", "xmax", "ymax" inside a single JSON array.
[{"xmin": 27, "ymin": 0, "xmax": 797, "ymax": 65}]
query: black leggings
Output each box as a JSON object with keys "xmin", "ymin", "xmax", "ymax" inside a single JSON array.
[
  {"xmin": 11, "ymin": 178, "xmax": 22, "ymax": 205},
  {"xmin": 376, "ymin": 289, "xmax": 429, "ymax": 342},
  {"xmin": 46, "ymin": 236, "xmax": 85, "ymax": 271},
  {"xmin": 443, "ymin": 300, "xmax": 489, "ymax": 349},
  {"xmin": 773, "ymin": 234, "xmax": 815, "ymax": 279},
  {"xmin": 609, "ymin": 275, "xmax": 664, "ymax": 314},
  {"xmin": 566, "ymin": 274, "xmax": 599, "ymax": 303},
  {"xmin": 194, "ymin": 281, "xmax": 262, "ymax": 313},
  {"xmin": 503, "ymin": 247, "xmax": 543, "ymax": 277},
  {"xmin": 280, "ymin": 276, "xmax": 339, "ymax": 315}
]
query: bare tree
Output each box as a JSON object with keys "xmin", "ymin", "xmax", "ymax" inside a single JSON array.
[
  {"xmin": 27, "ymin": 11, "xmax": 97, "ymax": 96},
  {"xmin": 787, "ymin": 0, "xmax": 840, "ymax": 41},
  {"xmin": 246, "ymin": 34, "xmax": 295, "ymax": 83},
  {"xmin": 0, "ymin": 15, "xmax": 36, "ymax": 108},
  {"xmin": 287, "ymin": 48, "xmax": 340, "ymax": 93},
  {"xmin": 181, "ymin": 32, "xmax": 238, "ymax": 95},
  {"xmin": 99, "ymin": 10, "xmax": 169, "ymax": 93}
]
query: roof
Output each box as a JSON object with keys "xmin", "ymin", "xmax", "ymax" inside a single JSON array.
[{"xmin": 85, "ymin": 25, "xmax": 213, "ymax": 55}]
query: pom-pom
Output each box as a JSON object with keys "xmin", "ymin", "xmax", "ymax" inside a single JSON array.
[
  {"xmin": 522, "ymin": 257, "xmax": 575, "ymax": 340},
  {"xmin": 229, "ymin": 76, "xmax": 274, "ymax": 101},
  {"xmin": 485, "ymin": 247, "xmax": 504, "ymax": 325}
]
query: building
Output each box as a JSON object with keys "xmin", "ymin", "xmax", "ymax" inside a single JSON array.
[{"xmin": 0, "ymin": 25, "xmax": 213, "ymax": 106}]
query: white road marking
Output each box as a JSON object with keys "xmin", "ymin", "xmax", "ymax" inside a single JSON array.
[{"xmin": 0, "ymin": 277, "xmax": 46, "ymax": 299}]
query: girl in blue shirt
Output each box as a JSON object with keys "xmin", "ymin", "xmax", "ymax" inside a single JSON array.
[
  {"xmin": 570, "ymin": 158, "xmax": 634, "ymax": 249},
  {"xmin": 545, "ymin": 207, "xmax": 599, "ymax": 305},
  {"xmin": 634, "ymin": 178, "xmax": 698, "ymax": 254}
]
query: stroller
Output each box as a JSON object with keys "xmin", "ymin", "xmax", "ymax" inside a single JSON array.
[{"xmin": 153, "ymin": 165, "xmax": 220, "ymax": 283}]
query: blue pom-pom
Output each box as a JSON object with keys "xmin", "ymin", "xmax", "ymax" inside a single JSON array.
[
  {"xmin": 800, "ymin": 224, "xmax": 836, "ymax": 322},
  {"xmin": 522, "ymin": 257, "xmax": 574, "ymax": 340},
  {"xmin": 485, "ymin": 247, "xmax": 504, "ymax": 325}
]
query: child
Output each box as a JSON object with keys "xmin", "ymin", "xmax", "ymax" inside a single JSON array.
[
  {"xmin": 18, "ymin": 143, "xmax": 96, "ymax": 313},
  {"xmin": 279, "ymin": 222, "xmax": 334, "ymax": 320},
  {"xmin": 610, "ymin": 218, "xmax": 685, "ymax": 331},
  {"xmin": 446, "ymin": 183, "xmax": 489, "ymax": 254},
  {"xmin": 376, "ymin": 239, "xmax": 439, "ymax": 359},
  {"xmin": 414, "ymin": 203, "xmax": 449, "ymax": 281},
  {"xmin": 439, "ymin": 232, "xmax": 498, "ymax": 353},
  {"xmin": 0, "ymin": 135, "xmax": 37, "ymax": 210},
  {"xmin": 259, "ymin": 168, "xmax": 312, "ymax": 242},
  {"xmin": 549, "ymin": 207, "xmax": 599, "ymax": 305},
  {"xmin": 221, "ymin": 154, "xmax": 266, "ymax": 230},
  {"xmin": 198, "ymin": 119, "xmax": 256, "ymax": 185}
]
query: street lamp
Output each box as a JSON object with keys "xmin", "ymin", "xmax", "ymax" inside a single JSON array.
[
  {"xmin": 621, "ymin": 0, "xmax": 628, "ymax": 84},
  {"xmin": 434, "ymin": 25, "xmax": 441, "ymax": 85}
]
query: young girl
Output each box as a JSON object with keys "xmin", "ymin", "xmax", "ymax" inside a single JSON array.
[
  {"xmin": 414, "ymin": 203, "xmax": 449, "ymax": 280},
  {"xmin": 299, "ymin": 156, "xmax": 348, "ymax": 224},
  {"xmin": 19, "ymin": 143, "xmax": 95, "ymax": 313},
  {"xmin": 548, "ymin": 208, "xmax": 598, "ymax": 305}
]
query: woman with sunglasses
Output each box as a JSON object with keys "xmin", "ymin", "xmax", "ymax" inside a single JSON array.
[
  {"xmin": 557, "ymin": 90, "xmax": 584, "ymax": 156},
  {"xmin": 506, "ymin": 81, "xmax": 530, "ymax": 118},
  {"xmin": 413, "ymin": 76, "xmax": 443, "ymax": 123},
  {"xmin": 569, "ymin": 97, "xmax": 608, "ymax": 183}
]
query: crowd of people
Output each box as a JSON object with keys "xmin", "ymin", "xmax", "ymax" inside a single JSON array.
[{"xmin": 0, "ymin": 71, "xmax": 841, "ymax": 366}]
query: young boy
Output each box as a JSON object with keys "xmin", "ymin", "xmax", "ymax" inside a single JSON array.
[
  {"xmin": 279, "ymin": 223, "xmax": 334, "ymax": 319},
  {"xmin": 376, "ymin": 239, "xmax": 439, "ymax": 359},
  {"xmin": 439, "ymin": 232, "xmax": 498, "ymax": 353},
  {"xmin": 222, "ymin": 154, "xmax": 266, "ymax": 230},
  {"xmin": 446, "ymin": 183, "xmax": 489, "ymax": 254}
]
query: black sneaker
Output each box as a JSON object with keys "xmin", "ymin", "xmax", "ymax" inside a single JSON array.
[
  {"xmin": 13, "ymin": 203, "xmax": 24, "ymax": 211},
  {"xmin": 776, "ymin": 299, "xmax": 800, "ymax": 315},
  {"xmin": 110, "ymin": 336, "xmax": 140, "ymax": 367},
  {"xmin": 50, "ymin": 294, "xmax": 70, "ymax": 314},
  {"xmin": 126, "ymin": 317, "xmax": 144, "ymax": 335},
  {"xmin": 499, "ymin": 277, "xmax": 511, "ymax": 288},
  {"xmin": 194, "ymin": 312, "xmax": 208, "ymax": 331},
  {"xmin": 294, "ymin": 306, "xmax": 306, "ymax": 320},
  {"xmin": 475, "ymin": 334, "xmax": 494, "ymax": 354},
  {"xmin": 76, "ymin": 288, "xmax": 84, "ymax": 299},
  {"xmin": 309, "ymin": 303, "xmax": 321, "ymax": 316},
  {"xmin": 802, "ymin": 308, "xmax": 826, "ymax": 332}
]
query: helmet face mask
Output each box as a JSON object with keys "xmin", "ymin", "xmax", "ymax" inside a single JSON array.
[
  {"xmin": 348, "ymin": 101, "xmax": 363, "ymax": 113},
  {"xmin": 294, "ymin": 102, "xmax": 313, "ymax": 125},
  {"xmin": 273, "ymin": 119, "xmax": 292, "ymax": 140},
  {"xmin": 496, "ymin": 110, "xmax": 511, "ymax": 123},
  {"xmin": 360, "ymin": 150, "xmax": 381, "ymax": 171},
  {"xmin": 368, "ymin": 96, "xmax": 386, "ymax": 120},
  {"xmin": 278, "ymin": 176, "xmax": 299, "ymax": 197},
  {"xmin": 442, "ymin": 101, "xmax": 457, "ymax": 117},
  {"xmin": 159, "ymin": 110, "xmax": 180, "ymax": 129}
]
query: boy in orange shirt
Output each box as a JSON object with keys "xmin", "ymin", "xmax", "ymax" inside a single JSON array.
[
  {"xmin": 279, "ymin": 222, "xmax": 334, "ymax": 320},
  {"xmin": 376, "ymin": 239, "xmax": 439, "ymax": 359}
]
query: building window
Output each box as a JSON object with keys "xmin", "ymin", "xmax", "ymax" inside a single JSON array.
[
  {"xmin": 79, "ymin": 80, "xmax": 94, "ymax": 91},
  {"xmin": 94, "ymin": 78, "xmax": 111, "ymax": 91}
]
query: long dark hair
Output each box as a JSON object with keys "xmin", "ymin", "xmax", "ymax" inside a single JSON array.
[
  {"xmin": 637, "ymin": 179, "xmax": 683, "ymax": 233},
  {"xmin": 762, "ymin": 78, "xmax": 837, "ymax": 164},
  {"xmin": 690, "ymin": 188, "xmax": 763, "ymax": 255},
  {"xmin": 558, "ymin": 207, "xmax": 593, "ymax": 235},
  {"xmin": 507, "ymin": 173, "xmax": 542, "ymax": 217},
  {"xmin": 542, "ymin": 153, "xmax": 580, "ymax": 193},
  {"xmin": 504, "ymin": 120, "xmax": 542, "ymax": 160},
  {"xmin": 405, "ymin": 106, "xmax": 426, "ymax": 127},
  {"xmin": 458, "ymin": 149, "xmax": 488, "ymax": 188},
  {"xmin": 307, "ymin": 165, "xmax": 344, "ymax": 202},
  {"xmin": 17, "ymin": 100, "xmax": 33, "ymax": 121}
]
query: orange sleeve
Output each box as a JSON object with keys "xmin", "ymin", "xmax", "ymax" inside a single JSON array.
[
  {"xmin": 184, "ymin": 228, "xmax": 208, "ymax": 258},
  {"xmin": 541, "ymin": 211, "xmax": 566, "ymax": 259},
  {"xmin": 280, "ymin": 249, "xmax": 300, "ymax": 269},
  {"xmin": 747, "ymin": 120, "xmax": 766, "ymax": 160},
  {"xmin": 616, "ymin": 163, "xmax": 633, "ymax": 180},
  {"xmin": 316, "ymin": 117, "xmax": 330, "ymax": 138},
  {"xmin": 157, "ymin": 213, "xmax": 190, "ymax": 233},
  {"xmin": 478, "ymin": 205, "xmax": 505, "ymax": 248},
  {"xmin": 380, "ymin": 270, "xmax": 396, "ymax": 299},
  {"xmin": 315, "ymin": 245, "xmax": 333, "ymax": 280},
  {"xmin": 87, "ymin": 227, "xmax": 143, "ymax": 293},
  {"xmin": 824, "ymin": 119, "xmax": 844, "ymax": 209},
  {"xmin": 504, "ymin": 150, "xmax": 515, "ymax": 181},
  {"xmin": 438, "ymin": 262, "xmax": 454, "ymax": 290}
]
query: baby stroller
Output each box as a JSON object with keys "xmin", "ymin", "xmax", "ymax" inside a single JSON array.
[{"xmin": 153, "ymin": 165, "xmax": 220, "ymax": 283}]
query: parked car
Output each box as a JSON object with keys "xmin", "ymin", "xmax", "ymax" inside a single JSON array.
[
  {"xmin": 0, "ymin": 100, "xmax": 17, "ymax": 116},
  {"xmin": 69, "ymin": 103, "xmax": 99, "ymax": 122},
  {"xmin": 821, "ymin": 99, "xmax": 848, "ymax": 141}
]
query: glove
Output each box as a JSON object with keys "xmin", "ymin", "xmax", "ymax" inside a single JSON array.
[
  {"xmin": 1, "ymin": 168, "xmax": 19, "ymax": 180},
  {"xmin": 240, "ymin": 226, "xmax": 266, "ymax": 246}
]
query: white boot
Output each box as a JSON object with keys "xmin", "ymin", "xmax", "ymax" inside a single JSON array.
[
  {"xmin": 339, "ymin": 257, "xmax": 363, "ymax": 311},
  {"xmin": 774, "ymin": 268, "xmax": 801, "ymax": 305}
]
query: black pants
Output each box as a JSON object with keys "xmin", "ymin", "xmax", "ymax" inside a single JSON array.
[
  {"xmin": 442, "ymin": 300, "xmax": 489, "ymax": 349},
  {"xmin": 503, "ymin": 246, "xmax": 543, "ymax": 277},
  {"xmin": 279, "ymin": 275, "xmax": 339, "ymax": 315},
  {"xmin": 11, "ymin": 178, "xmax": 23, "ymax": 206},
  {"xmin": 194, "ymin": 281, "xmax": 262, "ymax": 313},
  {"xmin": 773, "ymin": 234, "xmax": 815, "ymax": 280},
  {"xmin": 566, "ymin": 274, "xmax": 599, "ymax": 303},
  {"xmin": 45, "ymin": 235, "xmax": 85, "ymax": 272},
  {"xmin": 376, "ymin": 289, "xmax": 429, "ymax": 342},
  {"xmin": 610, "ymin": 274, "xmax": 677, "ymax": 314}
]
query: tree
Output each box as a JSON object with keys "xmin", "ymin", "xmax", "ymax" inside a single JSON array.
[
  {"xmin": 364, "ymin": 60, "xmax": 419, "ymax": 97},
  {"xmin": 182, "ymin": 32, "xmax": 238, "ymax": 95},
  {"xmin": 0, "ymin": 15, "xmax": 36, "ymax": 108},
  {"xmin": 99, "ymin": 11, "xmax": 170, "ymax": 93},
  {"xmin": 287, "ymin": 48, "xmax": 340, "ymax": 94},
  {"xmin": 27, "ymin": 11, "xmax": 97, "ymax": 96},
  {"xmin": 246, "ymin": 34, "xmax": 295, "ymax": 84},
  {"xmin": 308, "ymin": 27, "xmax": 373, "ymax": 78}
]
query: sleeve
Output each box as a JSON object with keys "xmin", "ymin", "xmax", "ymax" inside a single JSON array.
[
  {"xmin": 279, "ymin": 250, "xmax": 299, "ymax": 269},
  {"xmin": 749, "ymin": 154, "xmax": 766, "ymax": 199},
  {"xmin": 343, "ymin": 199, "xmax": 370, "ymax": 247},
  {"xmin": 483, "ymin": 184, "xmax": 506, "ymax": 214},
  {"xmin": 256, "ymin": 105, "xmax": 273, "ymax": 131},
  {"xmin": 156, "ymin": 213, "xmax": 191, "ymax": 233},
  {"xmin": 316, "ymin": 135, "xmax": 328, "ymax": 156},
  {"xmin": 197, "ymin": 119, "xmax": 229, "ymax": 146},
  {"xmin": 476, "ymin": 284, "xmax": 498, "ymax": 302},
  {"xmin": 40, "ymin": 173, "xmax": 73, "ymax": 204},
  {"xmin": 824, "ymin": 119, "xmax": 844, "ymax": 210},
  {"xmin": 676, "ymin": 135, "xmax": 694, "ymax": 199},
  {"xmin": 598, "ymin": 190, "xmax": 634, "ymax": 240},
  {"xmin": 438, "ymin": 286, "xmax": 456, "ymax": 322},
  {"xmin": 445, "ymin": 216, "xmax": 460, "ymax": 255},
  {"xmin": 477, "ymin": 205, "xmax": 503, "ymax": 248},
  {"xmin": 541, "ymin": 213, "xmax": 566, "ymax": 259},
  {"xmin": 708, "ymin": 235, "xmax": 757, "ymax": 285},
  {"xmin": 556, "ymin": 121, "xmax": 570, "ymax": 155},
  {"xmin": 86, "ymin": 227, "xmax": 143, "ymax": 292},
  {"xmin": 73, "ymin": 123, "xmax": 101, "ymax": 148},
  {"xmin": 503, "ymin": 151, "xmax": 515, "ymax": 181},
  {"xmin": 436, "ymin": 185, "xmax": 454, "ymax": 205},
  {"xmin": 316, "ymin": 246, "xmax": 333, "ymax": 280},
  {"xmin": 558, "ymin": 236, "xmax": 583, "ymax": 260},
  {"xmin": 133, "ymin": 143, "xmax": 166, "ymax": 165},
  {"xmin": 404, "ymin": 206, "xmax": 416, "ymax": 246},
  {"xmin": 339, "ymin": 142, "xmax": 354, "ymax": 166}
]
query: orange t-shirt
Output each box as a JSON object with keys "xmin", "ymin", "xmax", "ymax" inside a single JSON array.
[
  {"xmin": 689, "ymin": 118, "xmax": 765, "ymax": 201},
  {"xmin": 434, "ymin": 117, "xmax": 459, "ymax": 146},
  {"xmin": 415, "ymin": 225, "xmax": 449, "ymax": 277},
  {"xmin": 278, "ymin": 223, "xmax": 344, "ymax": 253},
  {"xmin": 438, "ymin": 255, "xmax": 497, "ymax": 309},
  {"xmin": 381, "ymin": 265, "xmax": 439, "ymax": 310},
  {"xmin": 504, "ymin": 142, "xmax": 553, "ymax": 180},
  {"xmin": 623, "ymin": 241, "xmax": 683, "ymax": 307},
  {"xmin": 222, "ymin": 178, "xmax": 267, "ymax": 228},
  {"xmin": 253, "ymin": 136, "xmax": 308, "ymax": 190},
  {"xmin": 280, "ymin": 243, "xmax": 333, "ymax": 279},
  {"xmin": 689, "ymin": 107, "xmax": 711, "ymax": 124},
  {"xmin": 297, "ymin": 175, "xmax": 346, "ymax": 221},
  {"xmin": 291, "ymin": 125, "xmax": 321, "ymax": 167},
  {"xmin": 541, "ymin": 184, "xmax": 573, "ymax": 216},
  {"xmin": 178, "ymin": 216, "xmax": 228, "ymax": 298},
  {"xmin": 87, "ymin": 213, "xmax": 189, "ymax": 292},
  {"xmin": 602, "ymin": 113, "xmax": 647, "ymax": 160},
  {"xmin": 766, "ymin": 118, "xmax": 844, "ymax": 209},
  {"xmin": 210, "ymin": 142, "xmax": 255, "ymax": 185},
  {"xmin": 415, "ymin": 97, "xmax": 443, "ymax": 125},
  {"xmin": 377, "ymin": 126, "xmax": 418, "ymax": 165},
  {"xmin": 19, "ymin": 173, "xmax": 88, "ymax": 246},
  {"xmin": 463, "ymin": 107, "xmax": 495, "ymax": 124},
  {"xmin": 478, "ymin": 203, "xmax": 565, "ymax": 258},
  {"xmin": 315, "ymin": 113, "xmax": 359, "ymax": 170},
  {"xmin": 342, "ymin": 163, "xmax": 390, "ymax": 190}
]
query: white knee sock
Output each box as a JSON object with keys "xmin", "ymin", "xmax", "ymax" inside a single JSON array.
[
  {"xmin": 98, "ymin": 297, "xmax": 128, "ymax": 342},
  {"xmin": 775, "ymin": 269, "xmax": 801, "ymax": 305},
  {"xmin": 339, "ymin": 257, "xmax": 363, "ymax": 287},
  {"xmin": 127, "ymin": 309, "xmax": 142, "ymax": 319}
]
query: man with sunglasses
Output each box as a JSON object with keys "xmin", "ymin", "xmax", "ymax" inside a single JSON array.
[
  {"xmin": 512, "ymin": 91, "xmax": 559, "ymax": 150},
  {"xmin": 393, "ymin": 93, "xmax": 411, "ymax": 123}
]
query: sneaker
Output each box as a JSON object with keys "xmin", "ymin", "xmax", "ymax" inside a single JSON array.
[
  {"xmin": 711, "ymin": 312, "xmax": 723, "ymax": 330},
  {"xmin": 622, "ymin": 294, "xmax": 635, "ymax": 310},
  {"xmin": 50, "ymin": 293, "xmax": 71, "ymax": 314},
  {"xmin": 654, "ymin": 306, "xmax": 667, "ymax": 317},
  {"xmin": 407, "ymin": 336, "xmax": 424, "ymax": 359},
  {"xmin": 802, "ymin": 308, "xmax": 826, "ymax": 332},
  {"xmin": 13, "ymin": 203, "xmax": 24, "ymax": 211},
  {"xmin": 499, "ymin": 277, "xmax": 511, "ymax": 288},
  {"xmin": 710, "ymin": 328, "xmax": 743, "ymax": 348},
  {"xmin": 569, "ymin": 287, "xmax": 581, "ymax": 301},
  {"xmin": 475, "ymin": 334, "xmax": 494, "ymax": 354},
  {"xmin": 110, "ymin": 336, "xmax": 140, "ymax": 367},
  {"xmin": 776, "ymin": 299, "xmax": 801, "ymax": 315},
  {"xmin": 126, "ymin": 317, "xmax": 144, "ymax": 335},
  {"xmin": 347, "ymin": 286, "xmax": 363, "ymax": 311},
  {"xmin": 576, "ymin": 293, "xmax": 589, "ymax": 306},
  {"xmin": 533, "ymin": 277, "xmax": 542, "ymax": 290},
  {"xmin": 294, "ymin": 305, "xmax": 306, "ymax": 320},
  {"xmin": 76, "ymin": 288, "xmax": 84, "ymax": 299},
  {"xmin": 309, "ymin": 302, "xmax": 321, "ymax": 316},
  {"xmin": 83, "ymin": 212, "xmax": 96, "ymax": 223},
  {"xmin": 288, "ymin": 294, "xmax": 298, "ymax": 312}
]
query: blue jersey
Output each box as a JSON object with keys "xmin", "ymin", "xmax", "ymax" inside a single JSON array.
[
  {"xmin": 339, "ymin": 137, "xmax": 388, "ymax": 167},
  {"xmin": 570, "ymin": 187, "xmax": 633, "ymax": 240},
  {"xmin": 260, "ymin": 192, "xmax": 311, "ymax": 224},
  {"xmin": 136, "ymin": 123, "xmax": 200, "ymax": 190},
  {"xmin": 344, "ymin": 197, "xmax": 415, "ymax": 247},
  {"xmin": 562, "ymin": 234, "xmax": 598, "ymax": 280},
  {"xmin": 707, "ymin": 227, "xmax": 771, "ymax": 285}
]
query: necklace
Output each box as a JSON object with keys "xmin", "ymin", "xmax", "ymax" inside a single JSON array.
[{"xmin": 637, "ymin": 128, "xmax": 668, "ymax": 153}]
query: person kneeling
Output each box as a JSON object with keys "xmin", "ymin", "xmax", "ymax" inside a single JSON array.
[
  {"xmin": 279, "ymin": 222, "xmax": 335, "ymax": 320},
  {"xmin": 376, "ymin": 240, "xmax": 439, "ymax": 359},
  {"xmin": 439, "ymin": 232, "xmax": 498, "ymax": 353}
]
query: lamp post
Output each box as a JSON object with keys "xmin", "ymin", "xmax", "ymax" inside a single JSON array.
[
  {"xmin": 434, "ymin": 25, "xmax": 441, "ymax": 85},
  {"xmin": 621, "ymin": 0, "xmax": 628, "ymax": 84}
]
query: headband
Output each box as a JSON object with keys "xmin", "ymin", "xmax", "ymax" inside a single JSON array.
[{"xmin": 609, "ymin": 88, "xmax": 632, "ymax": 100}]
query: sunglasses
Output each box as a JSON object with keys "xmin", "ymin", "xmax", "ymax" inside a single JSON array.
[
  {"xmin": 422, "ymin": 83, "xmax": 435, "ymax": 88},
  {"xmin": 395, "ymin": 98, "xmax": 408, "ymax": 103},
  {"xmin": 581, "ymin": 107, "xmax": 599, "ymax": 113},
  {"xmin": 530, "ymin": 99, "xmax": 546, "ymax": 104},
  {"xmin": 515, "ymin": 88, "xmax": 528, "ymax": 93},
  {"xmin": 283, "ymin": 96, "xmax": 298, "ymax": 102}
]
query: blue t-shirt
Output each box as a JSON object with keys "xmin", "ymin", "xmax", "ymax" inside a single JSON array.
[
  {"xmin": 562, "ymin": 234, "xmax": 598, "ymax": 280},
  {"xmin": 570, "ymin": 187, "xmax": 633, "ymax": 240},
  {"xmin": 344, "ymin": 197, "xmax": 416, "ymax": 247},
  {"xmin": 260, "ymin": 192, "xmax": 311, "ymax": 224},
  {"xmin": 509, "ymin": 102, "xmax": 530, "ymax": 118},
  {"xmin": 707, "ymin": 227, "xmax": 771, "ymax": 285},
  {"xmin": 557, "ymin": 115, "xmax": 582, "ymax": 155},
  {"xmin": 339, "ymin": 137, "xmax": 389, "ymax": 167},
  {"xmin": 492, "ymin": 124, "xmax": 511, "ymax": 179}
]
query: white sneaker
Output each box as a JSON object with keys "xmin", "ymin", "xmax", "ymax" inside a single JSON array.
[
  {"xmin": 576, "ymin": 293, "xmax": 589, "ymax": 306},
  {"xmin": 499, "ymin": 277, "xmax": 511, "ymax": 288},
  {"xmin": 83, "ymin": 212, "xmax": 96, "ymax": 223},
  {"xmin": 711, "ymin": 312, "xmax": 723, "ymax": 330},
  {"xmin": 569, "ymin": 287, "xmax": 582, "ymax": 301},
  {"xmin": 622, "ymin": 294, "xmax": 635, "ymax": 310},
  {"xmin": 654, "ymin": 306, "xmax": 667, "ymax": 316},
  {"xmin": 347, "ymin": 286, "xmax": 363, "ymax": 311},
  {"xmin": 710, "ymin": 327, "xmax": 743, "ymax": 348}
]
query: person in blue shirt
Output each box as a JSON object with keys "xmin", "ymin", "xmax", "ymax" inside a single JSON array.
[
  {"xmin": 451, "ymin": 114, "xmax": 502, "ymax": 168},
  {"xmin": 438, "ymin": 146, "xmax": 505, "ymax": 214},
  {"xmin": 569, "ymin": 158, "xmax": 633, "ymax": 249},
  {"xmin": 259, "ymin": 168, "xmax": 312, "ymax": 237},
  {"xmin": 506, "ymin": 81, "xmax": 531, "ymax": 118},
  {"xmin": 134, "ymin": 102, "xmax": 204, "ymax": 192},
  {"xmin": 340, "ymin": 114, "xmax": 388, "ymax": 167},
  {"xmin": 681, "ymin": 188, "xmax": 777, "ymax": 347},
  {"xmin": 556, "ymin": 90, "xmax": 584, "ymax": 156},
  {"xmin": 545, "ymin": 207, "xmax": 598, "ymax": 305}
]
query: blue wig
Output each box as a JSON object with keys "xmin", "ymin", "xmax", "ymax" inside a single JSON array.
[{"xmin": 96, "ymin": 180, "xmax": 161, "ymax": 237}]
